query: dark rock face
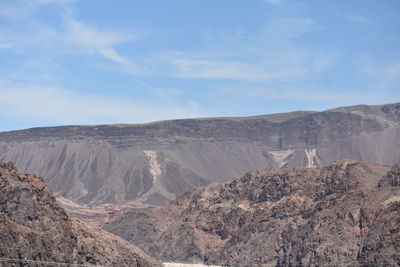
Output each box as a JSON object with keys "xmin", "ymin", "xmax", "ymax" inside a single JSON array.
[
  {"xmin": 379, "ymin": 165, "xmax": 400, "ymax": 187},
  {"xmin": 104, "ymin": 161, "xmax": 400, "ymax": 266},
  {"xmin": 0, "ymin": 162, "xmax": 162, "ymax": 266},
  {"xmin": 0, "ymin": 103, "xmax": 399, "ymax": 206}
]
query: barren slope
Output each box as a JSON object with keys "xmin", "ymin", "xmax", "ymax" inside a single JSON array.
[{"xmin": 0, "ymin": 102, "xmax": 399, "ymax": 206}]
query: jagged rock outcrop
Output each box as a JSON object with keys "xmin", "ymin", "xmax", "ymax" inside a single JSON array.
[
  {"xmin": 104, "ymin": 161, "xmax": 400, "ymax": 266},
  {"xmin": 0, "ymin": 162, "xmax": 162, "ymax": 266},
  {"xmin": 0, "ymin": 102, "xmax": 399, "ymax": 206},
  {"xmin": 379, "ymin": 164, "xmax": 400, "ymax": 187},
  {"xmin": 358, "ymin": 164, "xmax": 400, "ymax": 265}
]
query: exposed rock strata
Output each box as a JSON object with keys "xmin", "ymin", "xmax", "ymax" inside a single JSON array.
[
  {"xmin": 105, "ymin": 161, "xmax": 400, "ymax": 266},
  {"xmin": 0, "ymin": 162, "xmax": 162, "ymax": 266},
  {"xmin": 0, "ymin": 102, "xmax": 399, "ymax": 206}
]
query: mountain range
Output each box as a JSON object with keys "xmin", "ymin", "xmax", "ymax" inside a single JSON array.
[{"xmin": 0, "ymin": 102, "xmax": 399, "ymax": 208}]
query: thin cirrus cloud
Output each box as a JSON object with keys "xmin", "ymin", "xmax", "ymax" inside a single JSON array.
[
  {"xmin": 218, "ymin": 87, "xmax": 395, "ymax": 106},
  {"xmin": 355, "ymin": 55, "xmax": 400, "ymax": 88},
  {"xmin": 0, "ymin": 86, "xmax": 206, "ymax": 126},
  {"xmin": 166, "ymin": 18, "xmax": 331, "ymax": 82},
  {"xmin": 171, "ymin": 59, "xmax": 306, "ymax": 82},
  {"xmin": 0, "ymin": 0, "xmax": 42, "ymax": 20},
  {"xmin": 0, "ymin": 0, "xmax": 75, "ymax": 23},
  {"xmin": 263, "ymin": 0, "xmax": 284, "ymax": 6},
  {"xmin": 265, "ymin": 18, "xmax": 318, "ymax": 39},
  {"xmin": 348, "ymin": 16, "xmax": 372, "ymax": 25},
  {"xmin": 0, "ymin": 0, "xmax": 142, "ymax": 75},
  {"xmin": 64, "ymin": 19, "xmax": 143, "ymax": 74}
]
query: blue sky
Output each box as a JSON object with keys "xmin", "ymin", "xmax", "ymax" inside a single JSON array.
[{"xmin": 0, "ymin": 0, "xmax": 399, "ymax": 131}]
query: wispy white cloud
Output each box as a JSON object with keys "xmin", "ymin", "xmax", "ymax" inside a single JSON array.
[
  {"xmin": 385, "ymin": 63, "xmax": 400, "ymax": 80},
  {"xmin": 263, "ymin": 0, "xmax": 284, "ymax": 6},
  {"xmin": 0, "ymin": 0, "xmax": 74, "ymax": 20},
  {"xmin": 172, "ymin": 58, "xmax": 306, "ymax": 82},
  {"xmin": 0, "ymin": 85, "xmax": 206, "ymax": 125},
  {"xmin": 65, "ymin": 20, "xmax": 129, "ymax": 47},
  {"xmin": 162, "ymin": 18, "xmax": 332, "ymax": 83},
  {"xmin": 0, "ymin": 0, "xmax": 37, "ymax": 20},
  {"xmin": 0, "ymin": 0, "xmax": 142, "ymax": 74},
  {"xmin": 0, "ymin": 43, "xmax": 13, "ymax": 49},
  {"xmin": 35, "ymin": 0, "xmax": 76, "ymax": 4},
  {"xmin": 265, "ymin": 18, "xmax": 318, "ymax": 39},
  {"xmin": 355, "ymin": 54, "xmax": 400, "ymax": 88},
  {"xmin": 310, "ymin": 52, "xmax": 336, "ymax": 72},
  {"xmin": 348, "ymin": 16, "xmax": 372, "ymax": 25},
  {"xmin": 153, "ymin": 88, "xmax": 185, "ymax": 99},
  {"xmin": 218, "ymin": 87, "xmax": 394, "ymax": 105},
  {"xmin": 65, "ymin": 20, "xmax": 142, "ymax": 74}
]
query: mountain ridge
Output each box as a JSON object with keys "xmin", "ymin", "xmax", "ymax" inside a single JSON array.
[
  {"xmin": 0, "ymin": 102, "xmax": 399, "ymax": 206},
  {"xmin": 1, "ymin": 101, "xmax": 398, "ymax": 136},
  {"xmin": 104, "ymin": 160, "xmax": 400, "ymax": 266}
]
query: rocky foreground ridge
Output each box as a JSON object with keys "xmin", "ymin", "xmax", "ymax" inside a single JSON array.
[
  {"xmin": 105, "ymin": 161, "xmax": 400, "ymax": 266},
  {"xmin": 0, "ymin": 102, "xmax": 399, "ymax": 206},
  {"xmin": 0, "ymin": 162, "xmax": 162, "ymax": 266}
]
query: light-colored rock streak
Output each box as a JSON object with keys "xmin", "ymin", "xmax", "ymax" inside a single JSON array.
[
  {"xmin": 143, "ymin": 151, "xmax": 161, "ymax": 182},
  {"xmin": 382, "ymin": 196, "xmax": 400, "ymax": 207},
  {"xmin": 305, "ymin": 148, "xmax": 317, "ymax": 168},
  {"xmin": 268, "ymin": 149, "xmax": 295, "ymax": 168}
]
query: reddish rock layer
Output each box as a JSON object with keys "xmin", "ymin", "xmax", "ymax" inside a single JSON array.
[
  {"xmin": 105, "ymin": 161, "xmax": 400, "ymax": 266},
  {"xmin": 0, "ymin": 162, "xmax": 162, "ymax": 267}
]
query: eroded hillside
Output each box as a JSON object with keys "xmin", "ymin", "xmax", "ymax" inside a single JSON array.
[
  {"xmin": 104, "ymin": 161, "xmax": 400, "ymax": 266},
  {"xmin": 0, "ymin": 102, "xmax": 399, "ymax": 206},
  {"xmin": 0, "ymin": 162, "xmax": 161, "ymax": 266}
]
